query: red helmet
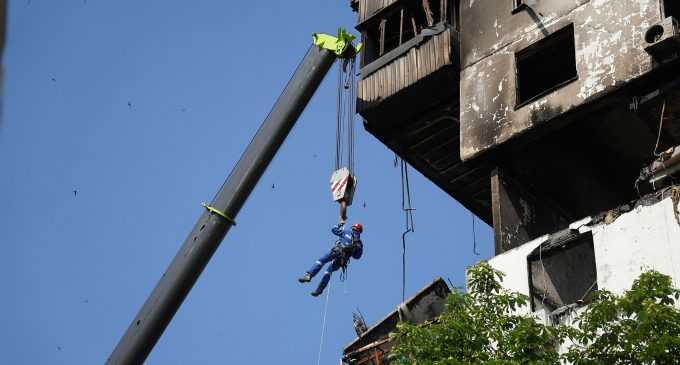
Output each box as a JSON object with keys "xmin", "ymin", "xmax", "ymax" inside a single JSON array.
[{"xmin": 351, "ymin": 223, "xmax": 363, "ymax": 233}]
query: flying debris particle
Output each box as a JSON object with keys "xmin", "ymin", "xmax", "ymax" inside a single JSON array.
[
  {"xmin": 271, "ymin": 184, "xmax": 275, "ymax": 190},
  {"xmin": 51, "ymin": 77, "xmax": 56, "ymax": 82},
  {"xmin": 57, "ymin": 346, "xmax": 62, "ymax": 351},
  {"xmin": 313, "ymin": 153, "xmax": 318, "ymax": 158},
  {"xmin": 127, "ymin": 101, "xmax": 132, "ymax": 108},
  {"xmin": 73, "ymin": 189, "xmax": 78, "ymax": 197},
  {"xmin": 362, "ymin": 202, "xmax": 366, "ymax": 208}
]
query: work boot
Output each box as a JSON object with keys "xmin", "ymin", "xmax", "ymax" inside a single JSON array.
[
  {"xmin": 298, "ymin": 272, "xmax": 312, "ymax": 283},
  {"xmin": 311, "ymin": 289, "xmax": 323, "ymax": 297}
]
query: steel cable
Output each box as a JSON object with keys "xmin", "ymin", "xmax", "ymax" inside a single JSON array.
[{"xmin": 400, "ymin": 159, "xmax": 415, "ymax": 302}]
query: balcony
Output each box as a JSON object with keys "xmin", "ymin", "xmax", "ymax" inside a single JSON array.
[
  {"xmin": 356, "ymin": 0, "xmax": 460, "ymax": 121},
  {"xmin": 357, "ymin": 24, "xmax": 457, "ymax": 119},
  {"xmin": 353, "ymin": 0, "xmax": 492, "ymax": 223}
]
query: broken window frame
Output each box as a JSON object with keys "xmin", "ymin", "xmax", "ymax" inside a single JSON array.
[
  {"xmin": 512, "ymin": 0, "xmax": 527, "ymax": 14},
  {"xmin": 526, "ymin": 231, "xmax": 598, "ymax": 317},
  {"xmin": 514, "ymin": 24, "xmax": 578, "ymax": 109},
  {"xmin": 359, "ymin": 0, "xmax": 457, "ymax": 67}
]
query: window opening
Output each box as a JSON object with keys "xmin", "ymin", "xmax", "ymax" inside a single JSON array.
[
  {"xmin": 515, "ymin": 24, "xmax": 577, "ymax": 107},
  {"xmin": 360, "ymin": 0, "xmax": 453, "ymax": 66},
  {"xmin": 404, "ymin": 1, "xmax": 429, "ymax": 37},
  {"xmin": 527, "ymin": 231, "xmax": 597, "ymax": 317},
  {"xmin": 361, "ymin": 23, "xmax": 381, "ymax": 66},
  {"xmin": 512, "ymin": 0, "xmax": 527, "ymax": 14},
  {"xmin": 664, "ymin": 0, "xmax": 680, "ymax": 20},
  {"xmin": 424, "ymin": 0, "xmax": 446, "ymax": 27},
  {"xmin": 383, "ymin": 9, "xmax": 402, "ymax": 55}
]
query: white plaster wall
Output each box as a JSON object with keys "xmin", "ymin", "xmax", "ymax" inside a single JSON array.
[
  {"xmin": 592, "ymin": 197, "xmax": 680, "ymax": 293},
  {"xmin": 484, "ymin": 235, "xmax": 547, "ymax": 316},
  {"xmin": 486, "ymin": 196, "xmax": 680, "ymax": 315}
]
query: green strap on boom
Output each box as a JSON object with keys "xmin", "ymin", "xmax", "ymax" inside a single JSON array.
[
  {"xmin": 201, "ymin": 202, "xmax": 237, "ymax": 226},
  {"xmin": 313, "ymin": 28, "xmax": 363, "ymax": 58}
]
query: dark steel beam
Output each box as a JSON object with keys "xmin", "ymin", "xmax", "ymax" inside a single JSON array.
[{"xmin": 106, "ymin": 44, "xmax": 336, "ymax": 365}]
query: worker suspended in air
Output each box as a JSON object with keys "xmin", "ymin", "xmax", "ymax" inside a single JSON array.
[
  {"xmin": 298, "ymin": 213, "xmax": 363, "ymax": 297},
  {"xmin": 299, "ymin": 165, "xmax": 361, "ymax": 299},
  {"xmin": 298, "ymin": 50, "xmax": 363, "ymax": 297},
  {"xmin": 298, "ymin": 166, "xmax": 360, "ymax": 297}
]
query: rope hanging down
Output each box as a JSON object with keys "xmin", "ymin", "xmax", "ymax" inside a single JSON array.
[
  {"xmin": 471, "ymin": 213, "xmax": 480, "ymax": 256},
  {"xmin": 400, "ymin": 159, "xmax": 415, "ymax": 302},
  {"xmin": 653, "ymin": 99, "xmax": 667, "ymax": 158},
  {"xmin": 316, "ymin": 281, "xmax": 332, "ymax": 365}
]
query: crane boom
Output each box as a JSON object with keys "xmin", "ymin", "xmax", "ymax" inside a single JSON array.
[{"xmin": 107, "ymin": 32, "xmax": 357, "ymax": 365}]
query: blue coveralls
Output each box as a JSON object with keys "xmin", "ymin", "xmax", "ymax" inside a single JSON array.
[{"xmin": 307, "ymin": 223, "xmax": 363, "ymax": 294}]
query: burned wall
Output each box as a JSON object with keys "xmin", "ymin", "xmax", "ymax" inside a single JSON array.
[
  {"xmin": 486, "ymin": 191, "xmax": 680, "ymax": 315},
  {"xmin": 459, "ymin": 0, "xmax": 663, "ymax": 160},
  {"xmin": 357, "ymin": 0, "xmax": 399, "ymax": 24},
  {"xmin": 343, "ymin": 278, "xmax": 450, "ymax": 358}
]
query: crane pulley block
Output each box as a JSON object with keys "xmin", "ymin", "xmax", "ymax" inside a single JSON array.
[{"xmin": 330, "ymin": 167, "xmax": 357, "ymax": 205}]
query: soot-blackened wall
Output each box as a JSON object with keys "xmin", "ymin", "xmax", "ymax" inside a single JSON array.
[{"xmin": 459, "ymin": 0, "xmax": 664, "ymax": 160}]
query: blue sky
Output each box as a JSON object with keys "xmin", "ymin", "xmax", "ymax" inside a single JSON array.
[{"xmin": 1, "ymin": 1, "xmax": 493, "ymax": 363}]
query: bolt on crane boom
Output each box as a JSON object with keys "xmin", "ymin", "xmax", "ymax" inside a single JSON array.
[{"xmin": 106, "ymin": 30, "xmax": 360, "ymax": 365}]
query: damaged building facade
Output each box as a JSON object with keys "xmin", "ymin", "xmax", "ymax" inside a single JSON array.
[
  {"xmin": 460, "ymin": 0, "xmax": 680, "ymax": 252},
  {"xmin": 343, "ymin": 279, "xmax": 450, "ymax": 365},
  {"xmin": 344, "ymin": 0, "xmax": 680, "ymax": 363},
  {"xmin": 489, "ymin": 193, "xmax": 680, "ymax": 325}
]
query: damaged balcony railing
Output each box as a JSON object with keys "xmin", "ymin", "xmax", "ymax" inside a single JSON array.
[
  {"xmin": 354, "ymin": 0, "xmax": 460, "ymax": 115},
  {"xmin": 357, "ymin": 25, "xmax": 456, "ymax": 112}
]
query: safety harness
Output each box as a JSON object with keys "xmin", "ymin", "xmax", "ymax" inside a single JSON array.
[{"xmin": 333, "ymin": 237, "xmax": 362, "ymax": 282}]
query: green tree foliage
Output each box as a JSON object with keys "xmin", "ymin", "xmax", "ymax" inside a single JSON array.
[
  {"xmin": 390, "ymin": 262, "xmax": 563, "ymax": 365},
  {"xmin": 564, "ymin": 270, "xmax": 680, "ymax": 364},
  {"xmin": 390, "ymin": 262, "xmax": 680, "ymax": 365}
]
